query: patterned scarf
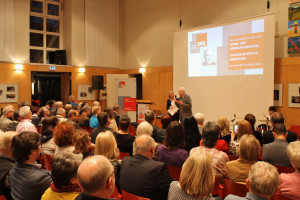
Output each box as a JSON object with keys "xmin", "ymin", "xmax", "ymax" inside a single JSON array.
[{"xmin": 50, "ymin": 182, "xmax": 83, "ymax": 193}]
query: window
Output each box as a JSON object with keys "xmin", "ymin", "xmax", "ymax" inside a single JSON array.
[{"xmin": 30, "ymin": 0, "xmax": 62, "ymax": 64}]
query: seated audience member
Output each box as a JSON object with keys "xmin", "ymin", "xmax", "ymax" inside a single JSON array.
[
  {"xmin": 217, "ymin": 117, "xmax": 231, "ymax": 144},
  {"xmin": 67, "ymin": 109, "xmax": 81, "ymax": 130},
  {"xmin": 184, "ymin": 116, "xmax": 201, "ymax": 152},
  {"xmin": 56, "ymin": 108, "xmax": 68, "ymax": 123},
  {"xmin": 41, "ymin": 153, "xmax": 82, "ymax": 200},
  {"xmin": 267, "ymin": 106, "xmax": 277, "ymax": 120},
  {"xmin": 89, "ymin": 106, "xmax": 100, "ymax": 128},
  {"xmin": 104, "ymin": 107, "xmax": 118, "ymax": 132},
  {"xmin": 194, "ymin": 112, "xmax": 205, "ymax": 134},
  {"xmin": 244, "ymin": 113, "xmax": 262, "ymax": 146},
  {"xmin": 262, "ymin": 123, "xmax": 291, "ymax": 167},
  {"xmin": 74, "ymin": 130, "xmax": 94, "ymax": 159},
  {"xmin": 225, "ymin": 162, "xmax": 279, "ymax": 200},
  {"xmin": 67, "ymin": 95, "xmax": 77, "ymax": 106},
  {"xmin": 115, "ymin": 115, "xmax": 135, "ymax": 155},
  {"xmin": 64, "ymin": 104, "xmax": 72, "ymax": 116},
  {"xmin": 53, "ymin": 122, "xmax": 82, "ymax": 159},
  {"xmin": 39, "ymin": 106, "xmax": 50, "ymax": 125},
  {"xmin": 225, "ymin": 135, "xmax": 260, "ymax": 184},
  {"xmin": 0, "ymin": 131, "xmax": 18, "ymax": 200},
  {"xmin": 95, "ymin": 130, "xmax": 121, "ymax": 192},
  {"xmin": 0, "ymin": 105, "xmax": 16, "ymax": 132},
  {"xmin": 78, "ymin": 106, "xmax": 91, "ymax": 129},
  {"xmin": 145, "ymin": 110, "xmax": 160, "ymax": 142},
  {"xmin": 229, "ymin": 120, "xmax": 252, "ymax": 157},
  {"xmin": 168, "ymin": 150, "xmax": 215, "ymax": 200},
  {"xmin": 113, "ymin": 104, "xmax": 121, "ymax": 126},
  {"xmin": 92, "ymin": 101, "xmax": 100, "ymax": 107},
  {"xmin": 262, "ymin": 112, "xmax": 297, "ymax": 144},
  {"xmin": 157, "ymin": 121, "xmax": 189, "ymax": 167},
  {"xmin": 10, "ymin": 131, "xmax": 52, "ymax": 200},
  {"xmin": 91, "ymin": 112, "xmax": 112, "ymax": 143},
  {"xmin": 41, "ymin": 116, "xmax": 59, "ymax": 156},
  {"xmin": 278, "ymin": 141, "xmax": 300, "ymax": 199},
  {"xmin": 156, "ymin": 115, "xmax": 171, "ymax": 143},
  {"xmin": 120, "ymin": 134, "xmax": 173, "ymax": 200},
  {"xmin": 191, "ymin": 121, "xmax": 229, "ymax": 182},
  {"xmin": 16, "ymin": 106, "xmax": 38, "ymax": 134},
  {"xmin": 75, "ymin": 155, "xmax": 116, "ymax": 200},
  {"xmin": 31, "ymin": 105, "xmax": 40, "ymax": 126}
]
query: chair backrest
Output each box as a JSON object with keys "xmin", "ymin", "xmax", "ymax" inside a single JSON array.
[
  {"xmin": 223, "ymin": 179, "xmax": 248, "ymax": 198},
  {"xmin": 119, "ymin": 152, "xmax": 130, "ymax": 160},
  {"xmin": 0, "ymin": 195, "xmax": 7, "ymax": 200},
  {"xmin": 289, "ymin": 125, "xmax": 300, "ymax": 139},
  {"xmin": 121, "ymin": 189, "xmax": 150, "ymax": 200},
  {"xmin": 275, "ymin": 166, "xmax": 294, "ymax": 174},
  {"xmin": 110, "ymin": 186, "xmax": 122, "ymax": 200},
  {"xmin": 212, "ymin": 176, "xmax": 220, "ymax": 196},
  {"xmin": 42, "ymin": 154, "xmax": 53, "ymax": 170},
  {"xmin": 166, "ymin": 165, "xmax": 181, "ymax": 181}
]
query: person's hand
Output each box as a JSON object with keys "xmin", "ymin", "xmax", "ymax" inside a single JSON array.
[
  {"xmin": 231, "ymin": 130, "xmax": 237, "ymax": 141},
  {"xmin": 175, "ymin": 99, "xmax": 182, "ymax": 105},
  {"xmin": 170, "ymin": 106, "xmax": 173, "ymax": 109}
]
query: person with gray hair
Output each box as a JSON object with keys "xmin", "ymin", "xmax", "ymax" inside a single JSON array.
[
  {"xmin": 0, "ymin": 131, "xmax": 18, "ymax": 200},
  {"xmin": 56, "ymin": 108, "xmax": 67, "ymax": 123},
  {"xmin": 136, "ymin": 121, "xmax": 153, "ymax": 136},
  {"xmin": 75, "ymin": 155, "xmax": 115, "ymax": 200},
  {"xmin": 0, "ymin": 105, "xmax": 16, "ymax": 132},
  {"xmin": 120, "ymin": 134, "xmax": 173, "ymax": 200},
  {"xmin": 194, "ymin": 112, "xmax": 205, "ymax": 134},
  {"xmin": 225, "ymin": 161, "xmax": 279, "ymax": 200},
  {"xmin": 278, "ymin": 141, "xmax": 300, "ymax": 199},
  {"xmin": 175, "ymin": 87, "xmax": 192, "ymax": 123},
  {"xmin": 16, "ymin": 106, "xmax": 37, "ymax": 133}
]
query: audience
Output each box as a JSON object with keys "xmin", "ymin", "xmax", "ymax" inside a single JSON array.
[
  {"xmin": 144, "ymin": 110, "xmax": 160, "ymax": 142},
  {"xmin": 16, "ymin": 106, "xmax": 38, "ymax": 133},
  {"xmin": 10, "ymin": 131, "xmax": 52, "ymax": 200},
  {"xmin": 225, "ymin": 162, "xmax": 279, "ymax": 200},
  {"xmin": 41, "ymin": 153, "xmax": 82, "ymax": 200},
  {"xmin": 168, "ymin": 150, "xmax": 215, "ymax": 200},
  {"xmin": 278, "ymin": 141, "xmax": 300, "ymax": 199},
  {"xmin": 74, "ymin": 130, "xmax": 94, "ymax": 159},
  {"xmin": 157, "ymin": 121, "xmax": 189, "ymax": 167},
  {"xmin": 115, "ymin": 115, "xmax": 135, "ymax": 155},
  {"xmin": 225, "ymin": 134, "xmax": 260, "ymax": 184},
  {"xmin": 64, "ymin": 104, "xmax": 72, "ymax": 115},
  {"xmin": 75, "ymin": 155, "xmax": 116, "ymax": 200},
  {"xmin": 244, "ymin": 113, "xmax": 262, "ymax": 146},
  {"xmin": 120, "ymin": 134, "xmax": 173, "ymax": 200},
  {"xmin": 229, "ymin": 120, "xmax": 252, "ymax": 157},
  {"xmin": 0, "ymin": 105, "xmax": 16, "ymax": 132},
  {"xmin": 262, "ymin": 123, "xmax": 291, "ymax": 167},
  {"xmin": 262, "ymin": 112, "xmax": 297, "ymax": 144},
  {"xmin": 194, "ymin": 112, "xmax": 205, "ymax": 134},
  {"xmin": 40, "ymin": 116, "xmax": 59, "ymax": 156},
  {"xmin": 78, "ymin": 106, "xmax": 91, "ymax": 129},
  {"xmin": 184, "ymin": 116, "xmax": 201, "ymax": 152},
  {"xmin": 67, "ymin": 109, "xmax": 81, "ymax": 129},
  {"xmin": 91, "ymin": 112, "xmax": 112, "ymax": 143},
  {"xmin": 113, "ymin": 104, "xmax": 121, "ymax": 126},
  {"xmin": 94, "ymin": 130, "xmax": 121, "ymax": 192},
  {"xmin": 104, "ymin": 107, "xmax": 118, "ymax": 132},
  {"xmin": 0, "ymin": 131, "xmax": 18, "ymax": 200},
  {"xmin": 56, "ymin": 108, "xmax": 68, "ymax": 123},
  {"xmin": 217, "ymin": 117, "xmax": 231, "ymax": 144},
  {"xmin": 90, "ymin": 105, "xmax": 101, "ymax": 128},
  {"xmin": 156, "ymin": 114, "xmax": 171, "ymax": 143},
  {"xmin": 191, "ymin": 121, "xmax": 229, "ymax": 182},
  {"xmin": 67, "ymin": 95, "xmax": 77, "ymax": 106},
  {"xmin": 39, "ymin": 106, "xmax": 50, "ymax": 124}
]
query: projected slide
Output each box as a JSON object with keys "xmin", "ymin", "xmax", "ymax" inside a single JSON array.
[{"xmin": 188, "ymin": 19, "xmax": 264, "ymax": 77}]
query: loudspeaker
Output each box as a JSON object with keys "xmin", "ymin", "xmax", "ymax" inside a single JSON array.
[
  {"xmin": 48, "ymin": 51, "xmax": 56, "ymax": 64},
  {"xmin": 92, "ymin": 76, "xmax": 104, "ymax": 90},
  {"xmin": 55, "ymin": 50, "xmax": 67, "ymax": 65}
]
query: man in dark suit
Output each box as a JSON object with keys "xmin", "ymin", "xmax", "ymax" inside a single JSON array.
[
  {"xmin": 175, "ymin": 87, "xmax": 192, "ymax": 123},
  {"xmin": 120, "ymin": 134, "xmax": 173, "ymax": 200},
  {"xmin": 113, "ymin": 104, "xmax": 121, "ymax": 126},
  {"xmin": 262, "ymin": 112, "xmax": 297, "ymax": 145}
]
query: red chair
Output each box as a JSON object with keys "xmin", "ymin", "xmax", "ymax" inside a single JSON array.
[
  {"xmin": 222, "ymin": 179, "xmax": 248, "ymax": 198},
  {"xmin": 270, "ymin": 193, "xmax": 293, "ymax": 200},
  {"xmin": 212, "ymin": 177, "xmax": 220, "ymax": 196},
  {"xmin": 119, "ymin": 152, "xmax": 130, "ymax": 160},
  {"xmin": 0, "ymin": 195, "xmax": 7, "ymax": 200},
  {"xmin": 110, "ymin": 186, "xmax": 122, "ymax": 200},
  {"xmin": 41, "ymin": 154, "xmax": 53, "ymax": 170},
  {"xmin": 289, "ymin": 125, "xmax": 300, "ymax": 140},
  {"xmin": 121, "ymin": 189, "xmax": 150, "ymax": 200},
  {"xmin": 166, "ymin": 165, "xmax": 181, "ymax": 181},
  {"xmin": 275, "ymin": 166, "xmax": 294, "ymax": 174}
]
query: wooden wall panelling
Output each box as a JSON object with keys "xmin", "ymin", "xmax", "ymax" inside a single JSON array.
[{"xmin": 159, "ymin": 71, "xmax": 170, "ymax": 114}]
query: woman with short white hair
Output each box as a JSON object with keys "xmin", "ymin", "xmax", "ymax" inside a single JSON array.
[{"xmin": 168, "ymin": 150, "xmax": 215, "ymax": 200}]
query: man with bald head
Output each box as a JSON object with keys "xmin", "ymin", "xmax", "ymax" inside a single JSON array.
[
  {"xmin": 175, "ymin": 87, "xmax": 192, "ymax": 123},
  {"xmin": 75, "ymin": 155, "xmax": 115, "ymax": 200},
  {"xmin": 120, "ymin": 134, "xmax": 173, "ymax": 200}
]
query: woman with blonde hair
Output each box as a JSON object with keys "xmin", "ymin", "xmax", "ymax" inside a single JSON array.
[
  {"xmin": 217, "ymin": 117, "xmax": 231, "ymax": 144},
  {"xmin": 168, "ymin": 150, "xmax": 215, "ymax": 200},
  {"xmin": 94, "ymin": 130, "xmax": 121, "ymax": 191},
  {"xmin": 167, "ymin": 90, "xmax": 179, "ymax": 121},
  {"xmin": 225, "ymin": 134, "xmax": 260, "ymax": 184},
  {"xmin": 229, "ymin": 120, "xmax": 252, "ymax": 157}
]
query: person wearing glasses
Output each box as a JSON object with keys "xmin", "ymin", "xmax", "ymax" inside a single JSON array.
[
  {"xmin": 75, "ymin": 155, "xmax": 116, "ymax": 200},
  {"xmin": 0, "ymin": 105, "xmax": 16, "ymax": 132}
]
